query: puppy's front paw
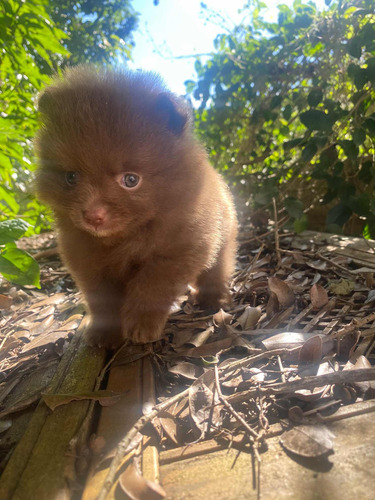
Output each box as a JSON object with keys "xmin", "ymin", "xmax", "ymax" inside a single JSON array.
[
  {"xmin": 122, "ymin": 310, "xmax": 167, "ymax": 344},
  {"xmin": 85, "ymin": 325, "xmax": 124, "ymax": 350}
]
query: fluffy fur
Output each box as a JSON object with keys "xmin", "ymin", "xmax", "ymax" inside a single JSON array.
[{"xmin": 35, "ymin": 67, "xmax": 238, "ymax": 348}]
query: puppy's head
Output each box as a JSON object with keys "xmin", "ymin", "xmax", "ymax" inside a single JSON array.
[{"xmin": 35, "ymin": 67, "xmax": 193, "ymax": 238}]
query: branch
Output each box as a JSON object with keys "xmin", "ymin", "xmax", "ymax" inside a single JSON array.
[{"xmin": 227, "ymin": 368, "xmax": 375, "ymax": 404}]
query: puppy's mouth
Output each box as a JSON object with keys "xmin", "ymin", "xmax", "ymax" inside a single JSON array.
[{"xmin": 80, "ymin": 222, "xmax": 124, "ymax": 238}]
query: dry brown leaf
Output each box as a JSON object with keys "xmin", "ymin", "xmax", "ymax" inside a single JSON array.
[
  {"xmin": 119, "ymin": 461, "xmax": 166, "ymax": 499},
  {"xmin": 188, "ymin": 326, "xmax": 214, "ymax": 347},
  {"xmin": 263, "ymin": 331, "xmax": 322, "ymax": 351},
  {"xmin": 158, "ymin": 414, "xmax": 179, "ymax": 445},
  {"xmin": 189, "ymin": 382, "xmax": 221, "ymax": 439},
  {"xmin": 169, "ymin": 361, "xmax": 203, "ymax": 380},
  {"xmin": 266, "ymin": 291, "xmax": 279, "ymax": 318},
  {"xmin": 268, "ymin": 277, "xmax": 295, "ymax": 308},
  {"xmin": 299, "ymin": 335, "xmax": 323, "ymax": 365},
  {"xmin": 178, "ymin": 337, "xmax": 233, "ymax": 358},
  {"xmin": 237, "ymin": 306, "xmax": 262, "ymax": 329},
  {"xmin": 42, "ymin": 390, "xmax": 121, "ymax": 410},
  {"xmin": 310, "ymin": 284, "xmax": 329, "ymax": 310},
  {"xmin": 0, "ymin": 294, "xmax": 13, "ymax": 310},
  {"xmin": 280, "ymin": 424, "xmax": 335, "ymax": 458},
  {"xmin": 213, "ymin": 309, "xmax": 233, "ymax": 327}
]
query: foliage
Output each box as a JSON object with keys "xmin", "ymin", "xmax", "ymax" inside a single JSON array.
[
  {"xmin": 0, "ymin": 0, "xmax": 137, "ymax": 285},
  {"xmin": 190, "ymin": 0, "xmax": 375, "ymax": 236},
  {"xmin": 0, "ymin": 219, "xmax": 40, "ymax": 287},
  {"xmin": 48, "ymin": 0, "xmax": 136, "ymax": 67},
  {"xmin": 0, "ymin": 0, "xmax": 137, "ymax": 230},
  {"xmin": 0, "ymin": 0, "xmax": 68, "ymax": 231}
]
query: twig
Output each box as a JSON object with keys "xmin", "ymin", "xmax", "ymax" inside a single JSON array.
[
  {"xmin": 214, "ymin": 365, "xmax": 262, "ymax": 500},
  {"xmin": 332, "ymin": 311, "xmax": 375, "ymax": 338},
  {"xmin": 316, "ymin": 402, "xmax": 375, "ymax": 423},
  {"xmin": 97, "ymin": 387, "xmax": 189, "ymax": 500},
  {"xmin": 220, "ymin": 347, "xmax": 299, "ymax": 376},
  {"xmin": 214, "ymin": 365, "xmax": 260, "ymax": 441},
  {"xmin": 272, "ymin": 198, "xmax": 281, "ymax": 269},
  {"xmin": 315, "ymin": 252, "xmax": 355, "ymax": 275},
  {"xmin": 239, "ymin": 218, "xmax": 291, "ymax": 246},
  {"xmin": 227, "ymin": 367, "xmax": 375, "ymax": 404}
]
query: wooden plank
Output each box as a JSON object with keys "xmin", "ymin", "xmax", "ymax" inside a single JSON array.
[
  {"xmin": 160, "ymin": 402, "xmax": 375, "ymax": 500},
  {"xmin": 0, "ymin": 319, "xmax": 106, "ymax": 500}
]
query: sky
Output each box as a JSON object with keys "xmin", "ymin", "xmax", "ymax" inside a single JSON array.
[{"xmin": 129, "ymin": 0, "xmax": 326, "ymax": 94}]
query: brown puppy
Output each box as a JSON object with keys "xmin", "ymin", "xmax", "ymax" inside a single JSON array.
[{"xmin": 35, "ymin": 67, "xmax": 237, "ymax": 349}]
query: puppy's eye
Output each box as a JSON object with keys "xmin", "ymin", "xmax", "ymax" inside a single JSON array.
[
  {"xmin": 122, "ymin": 173, "xmax": 140, "ymax": 188},
  {"xmin": 65, "ymin": 171, "xmax": 78, "ymax": 186}
]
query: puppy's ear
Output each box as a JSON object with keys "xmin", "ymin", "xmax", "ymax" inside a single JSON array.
[{"xmin": 153, "ymin": 92, "xmax": 190, "ymax": 135}]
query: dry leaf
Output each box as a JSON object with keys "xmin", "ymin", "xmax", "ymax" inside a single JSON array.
[
  {"xmin": 310, "ymin": 284, "xmax": 328, "ymax": 310},
  {"xmin": 169, "ymin": 362, "xmax": 203, "ymax": 380},
  {"xmin": 158, "ymin": 414, "xmax": 179, "ymax": 445},
  {"xmin": 0, "ymin": 294, "xmax": 13, "ymax": 310},
  {"xmin": 42, "ymin": 390, "xmax": 121, "ymax": 411},
  {"xmin": 299, "ymin": 335, "xmax": 322, "ymax": 365},
  {"xmin": 236, "ymin": 306, "xmax": 262, "ymax": 329},
  {"xmin": 119, "ymin": 461, "xmax": 166, "ymax": 499},
  {"xmin": 268, "ymin": 277, "xmax": 295, "ymax": 307},
  {"xmin": 266, "ymin": 291, "xmax": 279, "ymax": 318},
  {"xmin": 189, "ymin": 370, "xmax": 220, "ymax": 438},
  {"xmin": 280, "ymin": 424, "xmax": 335, "ymax": 458},
  {"xmin": 328, "ymin": 279, "xmax": 355, "ymax": 296},
  {"xmin": 213, "ymin": 309, "xmax": 233, "ymax": 327},
  {"xmin": 179, "ymin": 337, "xmax": 233, "ymax": 358}
]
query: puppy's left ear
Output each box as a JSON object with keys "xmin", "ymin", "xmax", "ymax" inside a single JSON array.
[{"xmin": 153, "ymin": 93, "xmax": 191, "ymax": 135}]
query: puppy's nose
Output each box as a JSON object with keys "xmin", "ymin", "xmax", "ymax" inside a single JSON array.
[{"xmin": 83, "ymin": 207, "xmax": 107, "ymax": 229}]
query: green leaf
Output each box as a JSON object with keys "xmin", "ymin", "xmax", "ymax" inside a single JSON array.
[
  {"xmin": 307, "ymin": 89, "xmax": 323, "ymax": 107},
  {"xmin": 285, "ymin": 197, "xmax": 304, "ymax": 219},
  {"xmin": 352, "ymin": 128, "xmax": 366, "ymax": 146},
  {"xmin": 294, "ymin": 215, "xmax": 308, "ymax": 233},
  {"xmin": 339, "ymin": 140, "xmax": 358, "ymax": 161},
  {"xmin": 347, "ymin": 37, "xmax": 362, "ymax": 58},
  {"xmin": 302, "ymin": 142, "xmax": 318, "ymax": 162},
  {"xmin": 299, "ymin": 110, "xmax": 334, "ymax": 131},
  {"xmin": 0, "ymin": 219, "xmax": 30, "ymax": 245},
  {"xmin": 283, "ymin": 104, "xmax": 292, "ymax": 120},
  {"xmin": 327, "ymin": 203, "xmax": 352, "ymax": 226},
  {"xmin": 0, "ymin": 247, "xmax": 40, "ymax": 288}
]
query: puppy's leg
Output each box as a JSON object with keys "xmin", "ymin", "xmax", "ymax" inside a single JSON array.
[
  {"xmin": 196, "ymin": 237, "xmax": 237, "ymax": 310},
  {"xmin": 121, "ymin": 258, "xmax": 190, "ymax": 343},
  {"xmin": 83, "ymin": 281, "xmax": 124, "ymax": 349}
]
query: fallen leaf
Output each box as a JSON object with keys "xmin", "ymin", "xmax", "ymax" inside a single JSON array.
[
  {"xmin": 213, "ymin": 309, "xmax": 233, "ymax": 327},
  {"xmin": 310, "ymin": 284, "xmax": 329, "ymax": 310},
  {"xmin": 0, "ymin": 294, "xmax": 13, "ymax": 309},
  {"xmin": 169, "ymin": 361, "xmax": 204, "ymax": 380},
  {"xmin": 299, "ymin": 335, "xmax": 322, "ymax": 365},
  {"xmin": 188, "ymin": 326, "xmax": 214, "ymax": 347},
  {"xmin": 189, "ymin": 370, "xmax": 220, "ymax": 438},
  {"xmin": 266, "ymin": 292, "xmax": 279, "ymax": 318},
  {"xmin": 178, "ymin": 337, "xmax": 233, "ymax": 358},
  {"xmin": 328, "ymin": 279, "xmax": 355, "ymax": 296},
  {"xmin": 268, "ymin": 277, "xmax": 295, "ymax": 307},
  {"xmin": 158, "ymin": 413, "xmax": 179, "ymax": 445},
  {"xmin": 119, "ymin": 461, "xmax": 166, "ymax": 499},
  {"xmin": 0, "ymin": 419, "xmax": 12, "ymax": 433},
  {"xmin": 263, "ymin": 331, "xmax": 318, "ymax": 350},
  {"xmin": 236, "ymin": 306, "xmax": 262, "ymax": 329},
  {"xmin": 42, "ymin": 390, "xmax": 121, "ymax": 411},
  {"xmin": 280, "ymin": 424, "xmax": 335, "ymax": 458}
]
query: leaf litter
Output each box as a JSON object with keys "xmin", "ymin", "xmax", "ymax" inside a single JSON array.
[{"xmin": 2, "ymin": 225, "xmax": 375, "ymax": 497}]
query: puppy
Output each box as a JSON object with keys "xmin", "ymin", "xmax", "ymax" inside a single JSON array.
[{"xmin": 35, "ymin": 67, "xmax": 237, "ymax": 349}]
